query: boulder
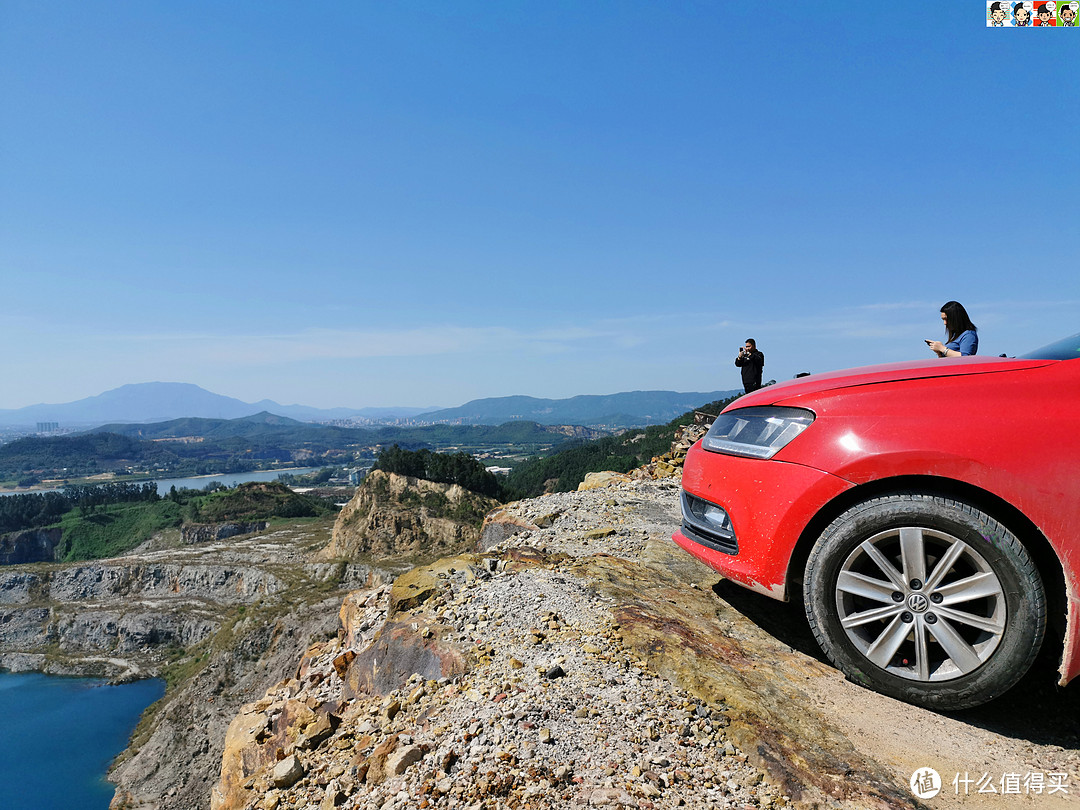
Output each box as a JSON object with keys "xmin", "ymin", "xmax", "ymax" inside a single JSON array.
[
  {"xmin": 271, "ymin": 755, "xmax": 305, "ymax": 789},
  {"xmin": 577, "ymin": 471, "xmax": 631, "ymax": 491},
  {"xmin": 478, "ymin": 508, "xmax": 538, "ymax": 551}
]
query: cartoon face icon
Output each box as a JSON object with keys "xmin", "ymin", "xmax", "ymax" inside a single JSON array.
[
  {"xmin": 1037, "ymin": 4, "xmax": 1054, "ymax": 22},
  {"xmin": 1062, "ymin": 3, "xmax": 1077, "ymax": 23},
  {"xmin": 1014, "ymin": 1, "xmax": 1032, "ymax": 23},
  {"xmin": 990, "ymin": 1, "xmax": 1009, "ymax": 21}
]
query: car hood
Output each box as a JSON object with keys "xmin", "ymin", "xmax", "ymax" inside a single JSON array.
[{"xmin": 734, "ymin": 356, "xmax": 1056, "ymax": 406}]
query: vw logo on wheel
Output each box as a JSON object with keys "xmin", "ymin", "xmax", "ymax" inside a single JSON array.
[{"xmin": 907, "ymin": 593, "xmax": 930, "ymax": 613}]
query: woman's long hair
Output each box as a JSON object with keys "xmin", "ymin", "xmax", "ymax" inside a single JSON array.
[{"xmin": 941, "ymin": 301, "xmax": 977, "ymax": 343}]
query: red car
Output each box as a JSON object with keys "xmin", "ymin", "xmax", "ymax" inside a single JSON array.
[{"xmin": 673, "ymin": 333, "xmax": 1080, "ymax": 710}]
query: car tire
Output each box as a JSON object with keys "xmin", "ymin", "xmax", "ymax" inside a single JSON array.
[{"xmin": 803, "ymin": 493, "xmax": 1045, "ymax": 711}]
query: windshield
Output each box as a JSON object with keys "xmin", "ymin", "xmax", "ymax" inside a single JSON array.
[{"xmin": 1019, "ymin": 332, "xmax": 1080, "ymax": 361}]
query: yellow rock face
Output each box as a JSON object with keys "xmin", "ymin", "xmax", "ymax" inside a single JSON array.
[
  {"xmin": 322, "ymin": 471, "xmax": 499, "ymax": 560},
  {"xmin": 576, "ymin": 471, "xmax": 632, "ymax": 491}
]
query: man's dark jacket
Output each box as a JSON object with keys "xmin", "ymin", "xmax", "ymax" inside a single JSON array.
[{"xmin": 735, "ymin": 349, "xmax": 764, "ymax": 393}]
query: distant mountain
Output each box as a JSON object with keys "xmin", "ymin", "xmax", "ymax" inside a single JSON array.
[
  {"xmin": 418, "ymin": 390, "xmax": 739, "ymax": 428},
  {"xmin": 86, "ymin": 412, "xmax": 606, "ymax": 448},
  {"xmin": 90, "ymin": 411, "xmax": 326, "ymax": 441},
  {"xmin": 0, "ymin": 383, "xmax": 738, "ymax": 432},
  {"xmin": 0, "ymin": 383, "xmax": 431, "ymax": 428}
]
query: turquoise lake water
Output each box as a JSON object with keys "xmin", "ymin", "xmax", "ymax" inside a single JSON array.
[{"xmin": 0, "ymin": 673, "xmax": 164, "ymax": 810}]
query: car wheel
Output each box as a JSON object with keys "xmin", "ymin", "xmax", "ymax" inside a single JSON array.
[{"xmin": 803, "ymin": 493, "xmax": 1045, "ymax": 711}]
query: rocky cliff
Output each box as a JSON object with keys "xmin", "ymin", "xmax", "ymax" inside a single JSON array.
[
  {"xmin": 0, "ymin": 475, "xmax": 506, "ymax": 810},
  {"xmin": 182, "ymin": 522, "xmax": 270, "ymax": 545},
  {"xmin": 321, "ymin": 470, "xmax": 499, "ymax": 561},
  {"xmin": 9, "ymin": 437, "xmax": 1076, "ymax": 810},
  {"xmin": 206, "ymin": 451, "xmax": 1080, "ymax": 810},
  {"xmin": 210, "ymin": 478, "xmax": 913, "ymax": 810},
  {"xmin": 0, "ymin": 516, "xmax": 398, "ymax": 810},
  {"xmin": 0, "ymin": 540, "xmax": 335, "ymax": 680},
  {"xmin": 0, "ymin": 527, "xmax": 61, "ymax": 565},
  {"xmin": 109, "ymin": 591, "xmax": 353, "ymax": 810}
]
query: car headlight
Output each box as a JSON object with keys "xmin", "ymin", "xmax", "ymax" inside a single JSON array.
[{"xmin": 702, "ymin": 406, "xmax": 814, "ymax": 459}]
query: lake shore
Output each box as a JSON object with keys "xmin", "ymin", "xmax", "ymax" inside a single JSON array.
[{"xmin": 0, "ymin": 466, "xmax": 322, "ymax": 496}]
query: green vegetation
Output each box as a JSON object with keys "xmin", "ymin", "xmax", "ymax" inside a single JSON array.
[
  {"xmin": 505, "ymin": 396, "xmax": 737, "ymax": 497},
  {"xmin": 184, "ymin": 481, "xmax": 336, "ymax": 522},
  {"xmin": 0, "ymin": 481, "xmax": 160, "ymax": 534},
  {"xmin": 374, "ymin": 445, "xmax": 503, "ymax": 499},
  {"xmin": 160, "ymin": 644, "xmax": 211, "ymax": 691},
  {"xmin": 0, "ymin": 491, "xmax": 72, "ymax": 533},
  {"xmin": 0, "ymin": 433, "xmax": 176, "ymax": 477},
  {"xmin": 368, "ymin": 420, "xmax": 594, "ymax": 453},
  {"xmin": 0, "ymin": 479, "xmax": 337, "ymax": 562},
  {"xmin": 0, "ymin": 416, "xmax": 586, "ymax": 485},
  {"xmin": 56, "ymin": 499, "xmax": 184, "ymax": 561},
  {"xmin": 275, "ymin": 466, "xmax": 345, "ymax": 486}
]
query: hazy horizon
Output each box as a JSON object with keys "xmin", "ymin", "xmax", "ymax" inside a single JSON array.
[
  {"xmin": 3, "ymin": 4, "xmax": 1077, "ymax": 410},
  {"xmin": 0, "ymin": 379, "xmax": 741, "ymax": 419},
  {"xmin": 0, "ymin": 381, "xmax": 440, "ymax": 415}
]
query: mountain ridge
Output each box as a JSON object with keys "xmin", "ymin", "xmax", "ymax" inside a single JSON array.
[
  {"xmin": 0, "ymin": 383, "xmax": 738, "ymax": 431},
  {"xmin": 418, "ymin": 389, "xmax": 738, "ymax": 428},
  {"xmin": 0, "ymin": 383, "xmax": 432, "ymax": 427}
]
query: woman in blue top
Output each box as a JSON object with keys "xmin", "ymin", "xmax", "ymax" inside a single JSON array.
[{"xmin": 927, "ymin": 300, "xmax": 978, "ymax": 357}]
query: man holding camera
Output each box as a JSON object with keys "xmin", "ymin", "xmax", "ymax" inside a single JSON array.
[{"xmin": 735, "ymin": 338, "xmax": 765, "ymax": 394}]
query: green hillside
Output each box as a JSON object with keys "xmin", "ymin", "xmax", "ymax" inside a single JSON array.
[
  {"xmin": 505, "ymin": 396, "xmax": 736, "ymax": 497},
  {"xmin": 0, "ymin": 416, "xmax": 597, "ymax": 486},
  {"xmin": 2, "ymin": 481, "xmax": 336, "ymax": 562},
  {"xmin": 420, "ymin": 389, "xmax": 739, "ymax": 427},
  {"xmin": 185, "ymin": 481, "xmax": 335, "ymax": 522}
]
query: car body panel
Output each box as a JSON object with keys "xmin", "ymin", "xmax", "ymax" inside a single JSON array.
[
  {"xmin": 736, "ymin": 356, "xmax": 1056, "ymax": 404},
  {"xmin": 674, "ymin": 355, "xmax": 1080, "ymax": 687},
  {"xmin": 676, "ymin": 443, "xmax": 853, "ymax": 597}
]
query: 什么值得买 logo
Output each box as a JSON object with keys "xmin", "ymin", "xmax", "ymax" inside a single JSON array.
[{"xmin": 911, "ymin": 768, "xmax": 942, "ymax": 800}]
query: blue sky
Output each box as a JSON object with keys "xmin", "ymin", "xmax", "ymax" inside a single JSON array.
[{"xmin": 2, "ymin": 2, "xmax": 1077, "ymax": 410}]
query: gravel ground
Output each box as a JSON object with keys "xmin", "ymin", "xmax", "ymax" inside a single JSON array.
[
  {"xmin": 225, "ymin": 478, "xmax": 1079, "ymax": 810},
  {"xmin": 235, "ymin": 480, "xmax": 786, "ymax": 810}
]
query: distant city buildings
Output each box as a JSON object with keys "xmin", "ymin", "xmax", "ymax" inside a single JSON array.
[{"xmin": 318, "ymin": 417, "xmax": 436, "ymax": 428}]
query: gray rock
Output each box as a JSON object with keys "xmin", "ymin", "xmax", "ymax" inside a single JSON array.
[
  {"xmin": 0, "ymin": 529, "xmax": 61, "ymax": 565},
  {"xmin": 181, "ymin": 522, "xmax": 269, "ymax": 545},
  {"xmin": 0, "ymin": 571, "xmax": 40, "ymax": 604},
  {"xmin": 271, "ymin": 755, "xmax": 305, "ymax": 789},
  {"xmin": 48, "ymin": 562, "xmax": 285, "ymax": 604},
  {"xmin": 387, "ymin": 744, "xmax": 424, "ymax": 775},
  {"xmin": 0, "ymin": 607, "xmax": 52, "ymax": 646}
]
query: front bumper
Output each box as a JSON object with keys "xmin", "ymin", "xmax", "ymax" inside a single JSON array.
[{"xmin": 672, "ymin": 441, "xmax": 852, "ymax": 600}]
